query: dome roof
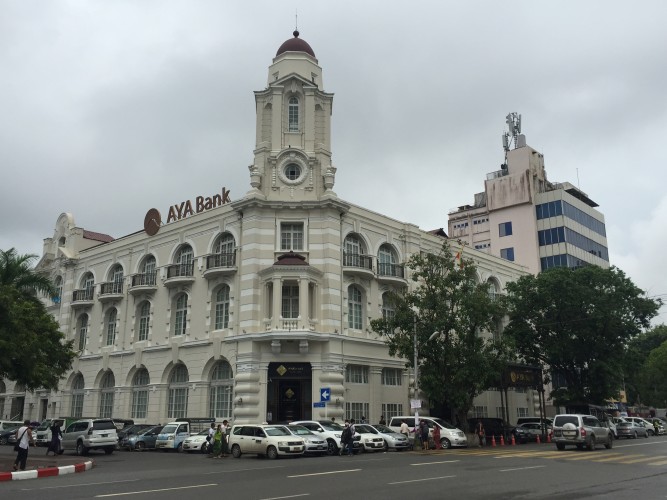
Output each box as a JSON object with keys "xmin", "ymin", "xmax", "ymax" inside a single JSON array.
[
  {"xmin": 274, "ymin": 251, "xmax": 309, "ymax": 266},
  {"xmin": 276, "ymin": 30, "xmax": 316, "ymax": 58}
]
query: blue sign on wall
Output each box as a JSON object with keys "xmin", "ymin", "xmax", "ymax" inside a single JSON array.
[{"xmin": 320, "ymin": 387, "xmax": 331, "ymax": 402}]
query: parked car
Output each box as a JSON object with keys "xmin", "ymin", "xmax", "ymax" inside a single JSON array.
[
  {"xmin": 365, "ymin": 423, "xmax": 410, "ymax": 451},
  {"xmin": 616, "ymin": 421, "xmax": 649, "ymax": 439},
  {"xmin": 388, "ymin": 416, "xmax": 467, "ymax": 449},
  {"xmin": 467, "ymin": 418, "xmax": 529, "ymax": 444},
  {"xmin": 229, "ymin": 424, "xmax": 305, "ymax": 459},
  {"xmin": 290, "ymin": 420, "xmax": 360, "ymax": 455},
  {"xmin": 118, "ymin": 424, "xmax": 156, "ymax": 443},
  {"xmin": 648, "ymin": 418, "xmax": 666, "ymax": 435},
  {"xmin": 122, "ymin": 425, "xmax": 164, "ymax": 451},
  {"xmin": 61, "ymin": 418, "xmax": 118, "ymax": 455},
  {"xmin": 182, "ymin": 430, "xmax": 211, "ymax": 453},
  {"xmin": 0, "ymin": 421, "xmax": 22, "ymax": 434},
  {"xmin": 34, "ymin": 418, "xmax": 79, "ymax": 447},
  {"xmin": 284, "ymin": 425, "xmax": 328, "ymax": 455},
  {"xmin": 552, "ymin": 414, "xmax": 614, "ymax": 451},
  {"xmin": 518, "ymin": 422, "xmax": 552, "ymax": 441},
  {"xmin": 0, "ymin": 429, "xmax": 15, "ymax": 445},
  {"xmin": 516, "ymin": 417, "xmax": 553, "ymax": 427},
  {"xmin": 625, "ymin": 417, "xmax": 658, "ymax": 436},
  {"xmin": 351, "ymin": 424, "xmax": 386, "ymax": 452}
]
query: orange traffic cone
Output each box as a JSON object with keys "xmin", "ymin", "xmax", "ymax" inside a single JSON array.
[
  {"xmin": 500, "ymin": 435, "xmax": 505, "ymax": 446},
  {"xmin": 491, "ymin": 435, "xmax": 496, "ymax": 447},
  {"xmin": 511, "ymin": 435, "xmax": 516, "ymax": 445},
  {"xmin": 536, "ymin": 435, "xmax": 541, "ymax": 444}
]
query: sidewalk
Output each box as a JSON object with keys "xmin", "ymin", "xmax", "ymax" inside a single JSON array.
[{"xmin": 0, "ymin": 451, "xmax": 93, "ymax": 481}]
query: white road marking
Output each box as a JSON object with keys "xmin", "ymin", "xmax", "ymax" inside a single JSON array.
[
  {"xmin": 499, "ymin": 465, "xmax": 546, "ymax": 472},
  {"xmin": 411, "ymin": 460, "xmax": 460, "ymax": 465},
  {"xmin": 259, "ymin": 495, "xmax": 310, "ymax": 500},
  {"xmin": 95, "ymin": 483, "xmax": 218, "ymax": 497},
  {"xmin": 20, "ymin": 479, "xmax": 141, "ymax": 491},
  {"xmin": 287, "ymin": 469, "xmax": 361, "ymax": 478},
  {"xmin": 203, "ymin": 465, "xmax": 286, "ymax": 474},
  {"xmin": 388, "ymin": 475, "xmax": 456, "ymax": 485}
]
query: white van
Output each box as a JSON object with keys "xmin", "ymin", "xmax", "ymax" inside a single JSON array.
[
  {"xmin": 0, "ymin": 420, "xmax": 22, "ymax": 433},
  {"xmin": 388, "ymin": 416, "xmax": 467, "ymax": 448}
]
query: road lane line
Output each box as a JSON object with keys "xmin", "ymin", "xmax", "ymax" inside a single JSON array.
[
  {"xmin": 95, "ymin": 483, "xmax": 218, "ymax": 497},
  {"xmin": 411, "ymin": 460, "xmax": 459, "ymax": 465},
  {"xmin": 561, "ymin": 452, "xmax": 609, "ymax": 460},
  {"xmin": 259, "ymin": 494, "xmax": 310, "ymax": 500},
  {"xmin": 499, "ymin": 465, "xmax": 546, "ymax": 472},
  {"xmin": 287, "ymin": 469, "xmax": 361, "ymax": 478},
  {"xmin": 20, "ymin": 479, "xmax": 141, "ymax": 491},
  {"xmin": 203, "ymin": 465, "xmax": 286, "ymax": 474},
  {"xmin": 388, "ymin": 475, "xmax": 455, "ymax": 485}
]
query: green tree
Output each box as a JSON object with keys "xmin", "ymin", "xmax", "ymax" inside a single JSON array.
[
  {"xmin": 371, "ymin": 241, "xmax": 509, "ymax": 430},
  {"xmin": 636, "ymin": 337, "xmax": 667, "ymax": 407},
  {"xmin": 622, "ymin": 324, "xmax": 667, "ymax": 405},
  {"xmin": 0, "ymin": 248, "xmax": 75, "ymax": 390},
  {"xmin": 504, "ymin": 266, "xmax": 661, "ymax": 406}
]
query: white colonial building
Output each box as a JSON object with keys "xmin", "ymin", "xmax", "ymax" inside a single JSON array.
[{"xmin": 2, "ymin": 31, "xmax": 531, "ymax": 426}]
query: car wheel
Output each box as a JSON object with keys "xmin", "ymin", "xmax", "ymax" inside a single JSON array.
[
  {"xmin": 383, "ymin": 440, "xmax": 389, "ymax": 452},
  {"xmin": 648, "ymin": 429, "xmax": 654, "ymax": 436},
  {"xmin": 0, "ymin": 437, "xmax": 7, "ymax": 445},
  {"xmin": 231, "ymin": 444, "xmax": 242, "ymax": 458},
  {"xmin": 645, "ymin": 431, "xmax": 650, "ymax": 439},
  {"xmin": 135, "ymin": 442, "xmax": 145, "ymax": 451},
  {"xmin": 440, "ymin": 438, "xmax": 451, "ymax": 449},
  {"xmin": 326, "ymin": 439, "xmax": 338, "ymax": 456},
  {"xmin": 556, "ymin": 443, "xmax": 565, "ymax": 450},
  {"xmin": 633, "ymin": 432, "xmax": 638, "ymax": 439},
  {"xmin": 104, "ymin": 447, "xmax": 114, "ymax": 455},
  {"xmin": 587, "ymin": 436, "xmax": 596, "ymax": 451},
  {"xmin": 76, "ymin": 441, "xmax": 88, "ymax": 456},
  {"xmin": 605, "ymin": 434, "xmax": 613, "ymax": 449},
  {"xmin": 176, "ymin": 442, "xmax": 183, "ymax": 453},
  {"xmin": 266, "ymin": 445, "xmax": 278, "ymax": 460}
]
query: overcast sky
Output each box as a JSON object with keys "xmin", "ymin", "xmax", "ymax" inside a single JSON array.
[{"xmin": 1, "ymin": 1, "xmax": 665, "ymax": 323}]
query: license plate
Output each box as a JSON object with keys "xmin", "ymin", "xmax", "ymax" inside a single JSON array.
[{"xmin": 101, "ymin": 434, "xmax": 108, "ymax": 438}]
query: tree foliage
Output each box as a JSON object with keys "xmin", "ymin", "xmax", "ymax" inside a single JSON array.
[
  {"xmin": 0, "ymin": 248, "xmax": 75, "ymax": 390},
  {"xmin": 371, "ymin": 241, "xmax": 509, "ymax": 429},
  {"xmin": 504, "ymin": 266, "xmax": 661, "ymax": 406},
  {"xmin": 622, "ymin": 324, "xmax": 667, "ymax": 405}
]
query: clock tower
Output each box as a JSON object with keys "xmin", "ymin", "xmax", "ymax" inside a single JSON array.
[{"xmin": 247, "ymin": 31, "xmax": 337, "ymax": 201}]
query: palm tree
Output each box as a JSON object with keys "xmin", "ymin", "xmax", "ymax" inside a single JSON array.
[{"xmin": 0, "ymin": 248, "xmax": 56, "ymax": 301}]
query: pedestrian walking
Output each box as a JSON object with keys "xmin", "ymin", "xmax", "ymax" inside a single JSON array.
[
  {"xmin": 476, "ymin": 419, "xmax": 486, "ymax": 447},
  {"xmin": 13, "ymin": 420, "xmax": 33, "ymax": 471},
  {"xmin": 206, "ymin": 422, "xmax": 215, "ymax": 456},
  {"xmin": 212, "ymin": 424, "xmax": 223, "ymax": 458},
  {"xmin": 340, "ymin": 420, "xmax": 352, "ymax": 455},
  {"xmin": 221, "ymin": 419, "xmax": 230, "ymax": 457},
  {"xmin": 419, "ymin": 420, "xmax": 429, "ymax": 451},
  {"xmin": 379, "ymin": 415, "xmax": 386, "ymax": 426},
  {"xmin": 46, "ymin": 420, "xmax": 63, "ymax": 456}
]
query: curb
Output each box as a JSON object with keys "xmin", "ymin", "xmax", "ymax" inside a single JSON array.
[{"xmin": 0, "ymin": 460, "xmax": 94, "ymax": 481}]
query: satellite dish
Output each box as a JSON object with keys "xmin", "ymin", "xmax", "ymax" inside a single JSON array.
[{"xmin": 143, "ymin": 208, "xmax": 162, "ymax": 236}]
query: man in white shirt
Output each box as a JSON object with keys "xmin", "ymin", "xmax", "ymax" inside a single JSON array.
[
  {"xmin": 399, "ymin": 420, "xmax": 411, "ymax": 450},
  {"xmin": 13, "ymin": 420, "xmax": 33, "ymax": 471}
]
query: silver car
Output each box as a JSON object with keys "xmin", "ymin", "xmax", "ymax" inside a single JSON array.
[
  {"xmin": 284, "ymin": 425, "xmax": 328, "ymax": 455},
  {"xmin": 552, "ymin": 414, "xmax": 614, "ymax": 451},
  {"xmin": 365, "ymin": 424, "xmax": 410, "ymax": 451},
  {"xmin": 62, "ymin": 418, "xmax": 118, "ymax": 456}
]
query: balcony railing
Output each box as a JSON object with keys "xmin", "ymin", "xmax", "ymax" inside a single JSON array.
[
  {"xmin": 99, "ymin": 282, "xmax": 123, "ymax": 295},
  {"xmin": 166, "ymin": 262, "xmax": 194, "ymax": 279},
  {"xmin": 206, "ymin": 252, "xmax": 236, "ymax": 270},
  {"xmin": 72, "ymin": 288, "xmax": 94, "ymax": 302},
  {"xmin": 343, "ymin": 253, "xmax": 373, "ymax": 271},
  {"xmin": 131, "ymin": 272, "xmax": 157, "ymax": 287},
  {"xmin": 377, "ymin": 263, "xmax": 405, "ymax": 278}
]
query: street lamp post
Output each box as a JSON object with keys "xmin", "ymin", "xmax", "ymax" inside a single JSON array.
[{"xmin": 413, "ymin": 314, "xmax": 419, "ymax": 416}]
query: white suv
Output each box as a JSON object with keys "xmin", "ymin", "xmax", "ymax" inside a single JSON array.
[
  {"xmin": 62, "ymin": 418, "xmax": 118, "ymax": 456},
  {"xmin": 229, "ymin": 424, "xmax": 305, "ymax": 459},
  {"xmin": 290, "ymin": 420, "xmax": 360, "ymax": 455},
  {"xmin": 552, "ymin": 414, "xmax": 614, "ymax": 451}
]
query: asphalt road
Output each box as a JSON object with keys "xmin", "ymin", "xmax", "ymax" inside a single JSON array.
[{"xmin": 3, "ymin": 438, "xmax": 667, "ymax": 499}]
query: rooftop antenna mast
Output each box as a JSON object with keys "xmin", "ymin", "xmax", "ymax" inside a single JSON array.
[
  {"xmin": 502, "ymin": 112, "xmax": 522, "ymax": 165},
  {"xmin": 295, "ymin": 8, "xmax": 298, "ymax": 31}
]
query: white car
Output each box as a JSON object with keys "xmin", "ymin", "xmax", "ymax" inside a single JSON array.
[
  {"xmin": 353, "ymin": 424, "xmax": 387, "ymax": 452},
  {"xmin": 625, "ymin": 417, "xmax": 657, "ymax": 436},
  {"xmin": 229, "ymin": 424, "xmax": 305, "ymax": 459},
  {"xmin": 290, "ymin": 420, "xmax": 360, "ymax": 456},
  {"xmin": 366, "ymin": 424, "xmax": 410, "ymax": 451},
  {"xmin": 182, "ymin": 430, "xmax": 210, "ymax": 453},
  {"xmin": 284, "ymin": 425, "xmax": 328, "ymax": 455}
]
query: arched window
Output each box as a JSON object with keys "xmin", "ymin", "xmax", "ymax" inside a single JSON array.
[
  {"xmin": 211, "ymin": 233, "xmax": 236, "ymax": 268},
  {"xmin": 176, "ymin": 245, "xmax": 194, "ymax": 276},
  {"xmin": 76, "ymin": 314, "xmax": 88, "ymax": 351},
  {"xmin": 209, "ymin": 361, "xmax": 233, "ymax": 419},
  {"xmin": 174, "ymin": 294, "xmax": 188, "ymax": 336},
  {"xmin": 348, "ymin": 285, "xmax": 363, "ymax": 330},
  {"xmin": 131, "ymin": 369, "xmax": 150, "ymax": 419},
  {"xmin": 214, "ymin": 286, "xmax": 230, "ymax": 330},
  {"xmin": 137, "ymin": 301, "xmax": 151, "ymax": 341},
  {"xmin": 99, "ymin": 371, "xmax": 115, "ymax": 418},
  {"xmin": 53, "ymin": 276, "xmax": 62, "ymax": 304},
  {"xmin": 80, "ymin": 272, "xmax": 94, "ymax": 300},
  {"xmin": 167, "ymin": 365, "xmax": 189, "ymax": 419},
  {"xmin": 140, "ymin": 255, "xmax": 157, "ymax": 286},
  {"xmin": 71, "ymin": 374, "xmax": 85, "ymax": 418},
  {"xmin": 344, "ymin": 234, "xmax": 363, "ymax": 267},
  {"xmin": 378, "ymin": 244, "xmax": 398, "ymax": 276},
  {"xmin": 214, "ymin": 233, "xmax": 235, "ymax": 255},
  {"xmin": 381, "ymin": 293, "xmax": 395, "ymax": 321},
  {"xmin": 487, "ymin": 278, "xmax": 500, "ymax": 301},
  {"xmin": 110, "ymin": 265, "xmax": 124, "ymax": 293},
  {"xmin": 288, "ymin": 96, "xmax": 299, "ymax": 132},
  {"xmin": 105, "ymin": 308, "xmax": 117, "ymax": 345}
]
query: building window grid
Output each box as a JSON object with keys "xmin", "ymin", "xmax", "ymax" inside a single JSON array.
[
  {"xmin": 381, "ymin": 293, "xmax": 395, "ymax": 322},
  {"xmin": 209, "ymin": 361, "xmax": 233, "ymax": 419},
  {"xmin": 500, "ymin": 247, "xmax": 515, "ymax": 262},
  {"xmin": 499, "ymin": 222, "xmax": 513, "ymax": 237},
  {"xmin": 131, "ymin": 369, "xmax": 150, "ymax": 419},
  {"xmin": 138, "ymin": 302, "xmax": 150, "ymax": 341},
  {"xmin": 381, "ymin": 368, "xmax": 402, "ymax": 386},
  {"xmin": 167, "ymin": 365, "xmax": 189, "ymax": 419},
  {"xmin": 536, "ymin": 200, "xmax": 606, "ymax": 237},
  {"xmin": 174, "ymin": 294, "xmax": 188, "ymax": 336},
  {"xmin": 281, "ymin": 223, "xmax": 304, "ymax": 251},
  {"xmin": 77, "ymin": 314, "xmax": 88, "ymax": 351},
  {"xmin": 470, "ymin": 406, "xmax": 488, "ymax": 418},
  {"xmin": 99, "ymin": 372, "xmax": 115, "ymax": 419},
  {"xmin": 348, "ymin": 286, "xmax": 363, "ymax": 329},
  {"xmin": 214, "ymin": 286, "xmax": 231, "ymax": 329},
  {"xmin": 71, "ymin": 375, "xmax": 84, "ymax": 418},
  {"xmin": 281, "ymin": 284, "xmax": 299, "ymax": 319},
  {"xmin": 345, "ymin": 365, "xmax": 369, "ymax": 384},
  {"xmin": 106, "ymin": 308, "xmax": 117, "ymax": 346},
  {"xmin": 381, "ymin": 403, "xmax": 403, "ymax": 420},
  {"xmin": 516, "ymin": 407, "xmax": 529, "ymax": 419},
  {"xmin": 214, "ymin": 234, "xmax": 235, "ymax": 255},
  {"xmin": 345, "ymin": 402, "xmax": 369, "ymax": 422},
  {"xmin": 288, "ymin": 97, "xmax": 299, "ymax": 132}
]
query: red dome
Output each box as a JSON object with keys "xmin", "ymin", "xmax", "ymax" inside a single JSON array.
[{"xmin": 276, "ymin": 30, "xmax": 316, "ymax": 58}]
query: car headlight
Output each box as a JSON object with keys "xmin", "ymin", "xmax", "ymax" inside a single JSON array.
[
  {"xmin": 277, "ymin": 441, "xmax": 288, "ymax": 446},
  {"xmin": 334, "ymin": 433, "xmax": 341, "ymax": 438}
]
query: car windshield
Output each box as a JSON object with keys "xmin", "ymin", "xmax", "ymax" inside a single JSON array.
[
  {"xmin": 36, "ymin": 422, "xmax": 50, "ymax": 431},
  {"xmin": 355, "ymin": 425, "xmax": 378, "ymax": 434},
  {"xmin": 289, "ymin": 426, "xmax": 314, "ymax": 436},
  {"xmin": 431, "ymin": 418, "xmax": 456, "ymax": 429},
  {"xmin": 265, "ymin": 426, "xmax": 291, "ymax": 437},
  {"xmin": 374, "ymin": 424, "xmax": 394, "ymax": 433},
  {"xmin": 321, "ymin": 423, "xmax": 343, "ymax": 431},
  {"xmin": 138, "ymin": 427, "xmax": 158, "ymax": 435},
  {"xmin": 161, "ymin": 425, "xmax": 178, "ymax": 434},
  {"xmin": 93, "ymin": 421, "xmax": 117, "ymax": 431}
]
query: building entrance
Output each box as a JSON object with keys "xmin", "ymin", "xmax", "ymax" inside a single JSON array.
[{"xmin": 266, "ymin": 362, "xmax": 312, "ymax": 423}]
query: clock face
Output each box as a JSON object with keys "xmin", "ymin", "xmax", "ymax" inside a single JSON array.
[{"xmin": 143, "ymin": 208, "xmax": 162, "ymax": 236}]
